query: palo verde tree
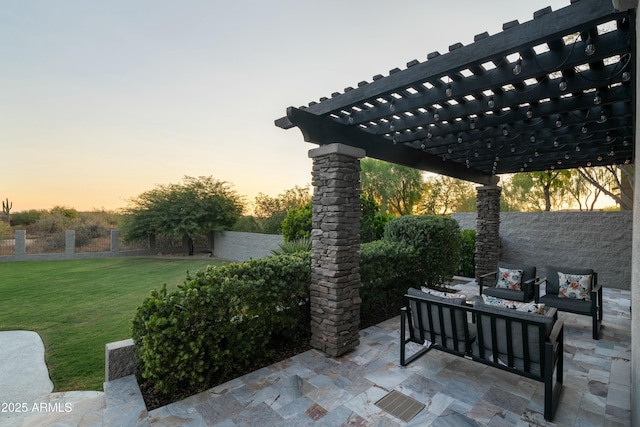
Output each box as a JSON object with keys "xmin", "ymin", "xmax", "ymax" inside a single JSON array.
[{"xmin": 122, "ymin": 176, "xmax": 243, "ymax": 255}]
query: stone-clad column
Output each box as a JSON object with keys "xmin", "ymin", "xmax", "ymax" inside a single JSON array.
[
  {"xmin": 475, "ymin": 185, "xmax": 501, "ymax": 279},
  {"xmin": 308, "ymin": 143, "xmax": 365, "ymax": 357}
]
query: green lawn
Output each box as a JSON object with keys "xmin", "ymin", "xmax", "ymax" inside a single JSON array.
[{"xmin": 0, "ymin": 257, "xmax": 225, "ymax": 391}]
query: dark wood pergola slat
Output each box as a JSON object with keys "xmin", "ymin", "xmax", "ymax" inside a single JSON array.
[{"xmin": 276, "ymin": 0, "xmax": 635, "ymax": 183}]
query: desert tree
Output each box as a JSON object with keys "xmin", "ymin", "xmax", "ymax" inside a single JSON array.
[{"xmin": 122, "ymin": 176, "xmax": 243, "ymax": 255}]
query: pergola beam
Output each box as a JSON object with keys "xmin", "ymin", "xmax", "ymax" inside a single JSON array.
[{"xmin": 286, "ymin": 107, "xmax": 497, "ymax": 185}]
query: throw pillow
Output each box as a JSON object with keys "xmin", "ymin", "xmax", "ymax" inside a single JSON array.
[
  {"xmin": 420, "ymin": 287, "xmax": 465, "ymax": 300},
  {"xmin": 558, "ymin": 272, "xmax": 592, "ymax": 301},
  {"xmin": 495, "ymin": 267, "xmax": 523, "ymax": 291},
  {"xmin": 481, "ymin": 295, "xmax": 545, "ymax": 314}
]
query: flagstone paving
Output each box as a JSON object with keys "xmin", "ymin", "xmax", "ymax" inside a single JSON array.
[{"xmin": 147, "ymin": 283, "xmax": 632, "ymax": 427}]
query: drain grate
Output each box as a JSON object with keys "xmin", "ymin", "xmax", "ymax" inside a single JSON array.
[{"xmin": 375, "ymin": 390, "xmax": 425, "ymax": 422}]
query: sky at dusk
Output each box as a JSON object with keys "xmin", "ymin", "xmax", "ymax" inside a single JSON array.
[{"xmin": 1, "ymin": 0, "xmax": 571, "ymax": 212}]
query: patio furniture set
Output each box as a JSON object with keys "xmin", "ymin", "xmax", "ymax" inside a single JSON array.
[{"xmin": 400, "ymin": 263, "xmax": 602, "ymax": 422}]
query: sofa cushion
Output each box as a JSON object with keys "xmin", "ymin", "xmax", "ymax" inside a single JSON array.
[
  {"xmin": 472, "ymin": 301, "xmax": 555, "ymax": 376},
  {"xmin": 496, "ymin": 268, "xmax": 523, "ymax": 290},
  {"xmin": 406, "ymin": 287, "xmax": 475, "ymax": 350},
  {"xmin": 538, "ymin": 294, "xmax": 592, "ymax": 315},
  {"xmin": 483, "ymin": 286, "xmax": 530, "ymax": 302},
  {"xmin": 558, "ymin": 272, "xmax": 592, "ymax": 301},
  {"xmin": 544, "ymin": 266, "xmax": 593, "ymax": 295}
]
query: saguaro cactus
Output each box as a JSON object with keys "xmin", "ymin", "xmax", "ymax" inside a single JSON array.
[{"xmin": 2, "ymin": 198, "xmax": 12, "ymax": 224}]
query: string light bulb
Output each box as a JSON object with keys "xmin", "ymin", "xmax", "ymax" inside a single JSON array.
[
  {"xmin": 433, "ymin": 112, "xmax": 440, "ymax": 121},
  {"xmin": 581, "ymin": 124, "xmax": 588, "ymax": 134},
  {"xmin": 593, "ymin": 91, "xmax": 602, "ymax": 105},
  {"xmin": 584, "ymin": 35, "xmax": 595, "ymax": 56},
  {"xmin": 559, "ymin": 78, "xmax": 567, "ymax": 91},
  {"xmin": 487, "ymin": 97, "xmax": 495, "ymax": 109},
  {"xmin": 525, "ymin": 107, "xmax": 533, "ymax": 119},
  {"xmin": 469, "ymin": 118, "xmax": 476, "ymax": 129},
  {"xmin": 598, "ymin": 110, "xmax": 607, "ymax": 124},
  {"xmin": 502, "ymin": 126, "xmax": 508, "ymax": 136},
  {"xmin": 445, "ymin": 83, "xmax": 452, "ymax": 97},
  {"xmin": 513, "ymin": 57, "xmax": 522, "ymax": 75},
  {"xmin": 622, "ymin": 71, "xmax": 631, "ymax": 82},
  {"xmin": 555, "ymin": 115, "xmax": 562, "ymax": 128}
]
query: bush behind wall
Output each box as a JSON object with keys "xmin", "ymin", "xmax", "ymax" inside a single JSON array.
[{"xmin": 384, "ymin": 214, "xmax": 462, "ymax": 288}]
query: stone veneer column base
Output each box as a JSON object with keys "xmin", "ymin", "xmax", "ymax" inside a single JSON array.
[
  {"xmin": 476, "ymin": 185, "xmax": 501, "ymax": 279},
  {"xmin": 308, "ymin": 143, "xmax": 364, "ymax": 357}
]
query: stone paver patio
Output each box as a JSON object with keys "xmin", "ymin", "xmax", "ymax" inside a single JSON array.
[{"xmin": 147, "ymin": 282, "xmax": 631, "ymax": 427}]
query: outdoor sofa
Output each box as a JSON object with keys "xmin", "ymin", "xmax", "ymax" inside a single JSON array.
[{"xmin": 400, "ymin": 287, "xmax": 564, "ymax": 421}]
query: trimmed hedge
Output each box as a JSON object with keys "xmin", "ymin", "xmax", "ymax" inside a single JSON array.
[
  {"xmin": 133, "ymin": 217, "xmax": 467, "ymax": 398},
  {"xmin": 384, "ymin": 214, "xmax": 462, "ymax": 288},
  {"xmin": 359, "ymin": 240, "xmax": 421, "ymax": 326},
  {"xmin": 458, "ymin": 229, "xmax": 476, "ymax": 277},
  {"xmin": 132, "ymin": 239, "xmax": 425, "ymax": 396},
  {"xmin": 132, "ymin": 253, "xmax": 311, "ymax": 394}
]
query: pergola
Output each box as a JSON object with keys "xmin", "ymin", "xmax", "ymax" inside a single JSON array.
[
  {"xmin": 277, "ymin": 0, "xmax": 634, "ymax": 181},
  {"xmin": 275, "ymin": 0, "xmax": 637, "ymax": 409}
]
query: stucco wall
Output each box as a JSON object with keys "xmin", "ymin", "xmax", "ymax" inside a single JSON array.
[
  {"xmin": 213, "ymin": 231, "xmax": 283, "ymax": 262},
  {"xmin": 452, "ymin": 211, "xmax": 633, "ymax": 290}
]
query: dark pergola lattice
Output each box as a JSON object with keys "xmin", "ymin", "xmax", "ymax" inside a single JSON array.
[{"xmin": 276, "ymin": 0, "xmax": 635, "ymax": 185}]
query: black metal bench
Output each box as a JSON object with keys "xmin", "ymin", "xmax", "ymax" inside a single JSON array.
[{"xmin": 400, "ymin": 288, "xmax": 564, "ymax": 421}]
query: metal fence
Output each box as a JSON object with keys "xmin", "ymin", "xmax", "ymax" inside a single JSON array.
[
  {"xmin": 0, "ymin": 229, "xmax": 211, "ymax": 261},
  {"xmin": 0, "ymin": 234, "xmax": 13, "ymax": 256}
]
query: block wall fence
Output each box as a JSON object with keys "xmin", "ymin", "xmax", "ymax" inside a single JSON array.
[
  {"xmin": 1, "ymin": 213, "xmax": 630, "ymax": 290},
  {"xmin": 452, "ymin": 211, "xmax": 632, "ymax": 290}
]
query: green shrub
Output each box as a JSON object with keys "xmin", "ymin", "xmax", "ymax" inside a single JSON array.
[
  {"xmin": 360, "ymin": 195, "xmax": 393, "ymax": 243},
  {"xmin": 359, "ymin": 240, "xmax": 421, "ymax": 326},
  {"xmin": 281, "ymin": 202, "xmax": 312, "ymax": 242},
  {"xmin": 261, "ymin": 211, "xmax": 287, "ymax": 234},
  {"xmin": 132, "ymin": 253, "xmax": 311, "ymax": 395},
  {"xmin": 458, "ymin": 229, "xmax": 476, "ymax": 277},
  {"xmin": 9, "ymin": 209, "xmax": 46, "ymax": 226},
  {"xmin": 0, "ymin": 220, "xmax": 11, "ymax": 238},
  {"xmin": 384, "ymin": 214, "xmax": 462, "ymax": 288}
]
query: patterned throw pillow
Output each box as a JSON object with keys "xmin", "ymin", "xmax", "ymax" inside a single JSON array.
[
  {"xmin": 558, "ymin": 272, "xmax": 592, "ymax": 301},
  {"xmin": 495, "ymin": 268, "xmax": 523, "ymax": 291},
  {"xmin": 421, "ymin": 287, "xmax": 465, "ymax": 299},
  {"xmin": 481, "ymin": 295, "xmax": 545, "ymax": 314}
]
